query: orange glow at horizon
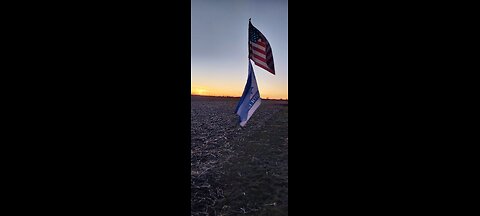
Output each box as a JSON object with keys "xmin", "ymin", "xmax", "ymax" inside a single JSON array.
[
  {"xmin": 191, "ymin": 88, "xmax": 209, "ymax": 96},
  {"xmin": 191, "ymin": 67, "xmax": 288, "ymax": 100},
  {"xmin": 191, "ymin": 85, "xmax": 288, "ymax": 100}
]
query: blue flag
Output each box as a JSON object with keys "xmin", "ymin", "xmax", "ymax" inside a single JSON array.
[{"xmin": 235, "ymin": 60, "xmax": 262, "ymax": 127}]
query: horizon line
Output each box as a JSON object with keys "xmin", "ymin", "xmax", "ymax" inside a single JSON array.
[{"xmin": 191, "ymin": 94, "xmax": 288, "ymax": 100}]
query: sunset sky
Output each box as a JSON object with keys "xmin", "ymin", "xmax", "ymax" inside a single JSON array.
[{"xmin": 191, "ymin": 0, "xmax": 288, "ymax": 99}]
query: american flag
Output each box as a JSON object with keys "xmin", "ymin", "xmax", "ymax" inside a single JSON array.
[{"xmin": 249, "ymin": 20, "xmax": 275, "ymax": 75}]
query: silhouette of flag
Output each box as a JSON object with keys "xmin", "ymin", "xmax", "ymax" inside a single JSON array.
[
  {"xmin": 235, "ymin": 60, "xmax": 262, "ymax": 127},
  {"xmin": 249, "ymin": 20, "xmax": 275, "ymax": 75}
]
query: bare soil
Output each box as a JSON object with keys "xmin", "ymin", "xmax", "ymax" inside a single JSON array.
[{"xmin": 191, "ymin": 96, "xmax": 288, "ymax": 216}]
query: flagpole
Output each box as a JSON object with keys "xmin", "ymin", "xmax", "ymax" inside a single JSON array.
[
  {"xmin": 235, "ymin": 18, "xmax": 261, "ymax": 127},
  {"xmin": 248, "ymin": 18, "xmax": 251, "ymax": 61}
]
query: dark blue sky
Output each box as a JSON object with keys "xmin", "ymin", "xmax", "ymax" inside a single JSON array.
[{"xmin": 191, "ymin": 0, "xmax": 288, "ymax": 99}]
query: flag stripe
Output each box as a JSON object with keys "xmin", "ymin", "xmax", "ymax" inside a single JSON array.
[
  {"xmin": 250, "ymin": 42, "xmax": 266, "ymax": 50},
  {"xmin": 252, "ymin": 46, "xmax": 266, "ymax": 55},
  {"xmin": 252, "ymin": 54, "xmax": 267, "ymax": 63},
  {"xmin": 254, "ymin": 61, "xmax": 274, "ymax": 73},
  {"xmin": 253, "ymin": 54, "xmax": 266, "ymax": 63},
  {"xmin": 251, "ymin": 52, "xmax": 272, "ymax": 71},
  {"xmin": 252, "ymin": 50, "xmax": 267, "ymax": 60},
  {"xmin": 265, "ymin": 45, "xmax": 272, "ymax": 54},
  {"xmin": 250, "ymin": 50, "xmax": 273, "ymax": 72},
  {"xmin": 251, "ymin": 56, "xmax": 269, "ymax": 68}
]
